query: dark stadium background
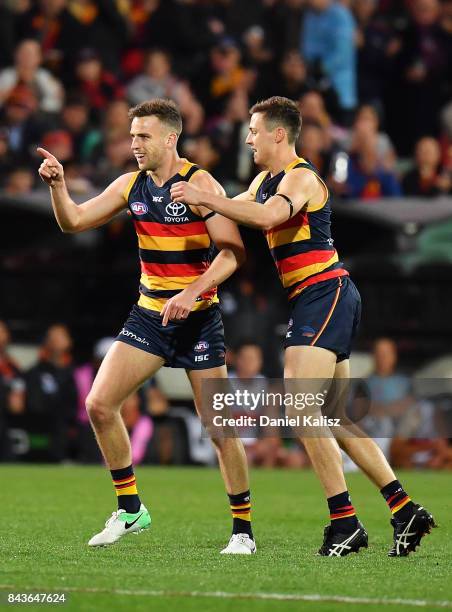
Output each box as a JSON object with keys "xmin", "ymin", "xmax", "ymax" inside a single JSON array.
[{"xmin": 1, "ymin": 0, "xmax": 452, "ymax": 468}]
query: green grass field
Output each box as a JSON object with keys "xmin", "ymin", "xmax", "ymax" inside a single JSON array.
[{"xmin": 0, "ymin": 466, "xmax": 451, "ymax": 612}]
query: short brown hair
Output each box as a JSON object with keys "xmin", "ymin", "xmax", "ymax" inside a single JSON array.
[
  {"xmin": 249, "ymin": 96, "xmax": 301, "ymax": 144},
  {"xmin": 128, "ymin": 98, "xmax": 182, "ymax": 135}
]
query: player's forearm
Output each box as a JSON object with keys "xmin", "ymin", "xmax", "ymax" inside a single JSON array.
[
  {"xmin": 49, "ymin": 181, "xmax": 81, "ymax": 233},
  {"xmin": 185, "ymin": 248, "xmax": 245, "ymax": 298},
  {"xmin": 198, "ymin": 191, "xmax": 271, "ymax": 230}
]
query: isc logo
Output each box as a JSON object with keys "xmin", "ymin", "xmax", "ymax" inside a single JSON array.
[
  {"xmin": 152, "ymin": 196, "xmax": 164, "ymax": 202},
  {"xmin": 131, "ymin": 202, "xmax": 148, "ymax": 215},
  {"xmin": 194, "ymin": 354, "xmax": 209, "ymax": 362}
]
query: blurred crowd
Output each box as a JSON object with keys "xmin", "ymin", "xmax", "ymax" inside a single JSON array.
[
  {"xmin": 1, "ymin": 0, "xmax": 452, "ymax": 468},
  {"xmin": 1, "ymin": 318, "xmax": 451, "ymax": 469},
  {"xmin": 0, "ymin": 0, "xmax": 451, "ymax": 200}
]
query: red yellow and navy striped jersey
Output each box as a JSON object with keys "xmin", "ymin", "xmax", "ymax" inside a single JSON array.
[
  {"xmin": 124, "ymin": 160, "xmax": 218, "ymax": 314},
  {"xmin": 254, "ymin": 157, "xmax": 348, "ymax": 301}
]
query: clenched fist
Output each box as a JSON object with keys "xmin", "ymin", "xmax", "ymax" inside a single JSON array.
[{"xmin": 37, "ymin": 147, "xmax": 64, "ymax": 187}]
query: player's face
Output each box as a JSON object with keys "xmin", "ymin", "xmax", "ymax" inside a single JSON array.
[
  {"xmin": 246, "ymin": 113, "xmax": 276, "ymax": 167},
  {"xmin": 130, "ymin": 116, "xmax": 175, "ymax": 171}
]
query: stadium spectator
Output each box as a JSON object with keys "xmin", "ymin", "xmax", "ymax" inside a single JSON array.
[
  {"xmin": 73, "ymin": 337, "xmax": 114, "ymax": 463},
  {"xmin": 25, "ymin": 324, "xmax": 77, "ymax": 462},
  {"xmin": 72, "ymin": 49, "xmax": 124, "ymax": 120},
  {"xmin": 392, "ymin": 437, "xmax": 452, "ymax": 469},
  {"xmin": 402, "ymin": 136, "xmax": 452, "ymax": 196},
  {"xmin": 298, "ymin": 91, "xmax": 331, "ymax": 129},
  {"xmin": 229, "ymin": 340, "xmax": 266, "ymax": 462},
  {"xmin": 262, "ymin": 0, "xmax": 304, "ymax": 60},
  {"xmin": 65, "ymin": 0, "xmax": 128, "ymax": 73},
  {"xmin": 182, "ymin": 134, "xmax": 220, "ymax": 176},
  {"xmin": 126, "ymin": 49, "xmax": 203, "ymax": 135},
  {"xmin": 122, "ymin": 0, "xmax": 173, "ymax": 55},
  {"xmin": 0, "ymin": 39, "xmax": 64, "ymax": 113},
  {"xmin": 385, "ymin": 0, "xmax": 450, "ymax": 154},
  {"xmin": 0, "ymin": 320, "xmax": 26, "ymax": 462},
  {"xmin": 141, "ymin": 385, "xmax": 189, "ymax": 465},
  {"xmin": 229, "ymin": 340, "xmax": 307, "ymax": 468},
  {"xmin": 121, "ymin": 391, "xmax": 154, "ymax": 466},
  {"xmin": 18, "ymin": 0, "xmax": 128, "ymax": 73},
  {"xmin": 90, "ymin": 101, "xmax": 135, "ymax": 185},
  {"xmin": 345, "ymin": 104, "xmax": 396, "ymax": 170},
  {"xmin": 101, "ymin": 99, "xmax": 132, "ymax": 143},
  {"xmin": 242, "ymin": 25, "xmax": 273, "ymax": 69},
  {"xmin": 278, "ymin": 51, "xmax": 310, "ymax": 101},
  {"xmin": 231, "ymin": 340, "xmax": 265, "ymax": 380},
  {"xmin": 60, "ymin": 96, "xmax": 101, "ymax": 163},
  {"xmin": 221, "ymin": 276, "xmax": 282, "ymax": 374},
  {"xmin": 301, "ymin": 0, "xmax": 357, "ymax": 122},
  {"xmin": 390, "ymin": 400, "xmax": 452, "ymax": 469},
  {"xmin": 0, "ymin": 320, "xmax": 26, "ymax": 419},
  {"xmin": 63, "ymin": 160, "xmax": 95, "ymax": 194},
  {"xmin": 197, "ymin": 38, "xmax": 248, "ymax": 120},
  {"xmin": 130, "ymin": 381, "xmax": 216, "ymax": 467},
  {"xmin": 208, "ymin": 88, "xmax": 254, "ymax": 188},
  {"xmin": 298, "ymin": 121, "xmax": 333, "ymax": 178},
  {"xmin": 298, "ymin": 91, "xmax": 346, "ymax": 146},
  {"xmin": 4, "ymin": 167, "xmax": 34, "ymax": 195},
  {"xmin": 0, "ymin": 85, "xmax": 43, "ymax": 163},
  {"xmin": 344, "ymin": 133, "xmax": 401, "ymax": 198},
  {"xmin": 126, "ymin": 0, "xmax": 217, "ymax": 72},
  {"xmin": 40, "ymin": 130, "xmax": 73, "ymax": 163},
  {"xmin": 362, "ymin": 338, "xmax": 412, "ymax": 459},
  {"xmin": 278, "ymin": 51, "xmax": 340, "ymax": 120},
  {"xmin": 92, "ymin": 133, "xmax": 135, "ymax": 186},
  {"xmin": 353, "ymin": 0, "xmax": 396, "ymax": 109},
  {"xmin": 16, "ymin": 0, "xmax": 82, "ymax": 72},
  {"xmin": 241, "ymin": 25, "xmax": 274, "ymax": 100}
]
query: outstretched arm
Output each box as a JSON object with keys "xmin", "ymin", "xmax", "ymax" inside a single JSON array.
[
  {"xmin": 37, "ymin": 147, "xmax": 131, "ymax": 233},
  {"xmin": 170, "ymin": 168, "xmax": 323, "ymax": 230},
  {"xmin": 161, "ymin": 172, "xmax": 246, "ymax": 326}
]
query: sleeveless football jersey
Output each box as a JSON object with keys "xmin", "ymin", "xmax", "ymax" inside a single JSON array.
[
  {"xmin": 124, "ymin": 160, "xmax": 218, "ymax": 314},
  {"xmin": 254, "ymin": 157, "xmax": 348, "ymax": 300}
]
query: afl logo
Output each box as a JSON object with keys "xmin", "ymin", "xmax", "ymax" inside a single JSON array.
[
  {"xmin": 194, "ymin": 341, "xmax": 209, "ymax": 352},
  {"xmin": 131, "ymin": 202, "xmax": 148, "ymax": 215},
  {"xmin": 166, "ymin": 202, "xmax": 187, "ymax": 217}
]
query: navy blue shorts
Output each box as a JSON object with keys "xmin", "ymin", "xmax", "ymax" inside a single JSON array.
[
  {"xmin": 284, "ymin": 276, "xmax": 361, "ymax": 362},
  {"xmin": 116, "ymin": 304, "xmax": 226, "ymax": 370}
]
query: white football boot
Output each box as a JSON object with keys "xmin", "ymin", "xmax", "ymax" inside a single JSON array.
[
  {"xmin": 88, "ymin": 504, "xmax": 151, "ymax": 547},
  {"xmin": 220, "ymin": 533, "xmax": 257, "ymax": 554}
]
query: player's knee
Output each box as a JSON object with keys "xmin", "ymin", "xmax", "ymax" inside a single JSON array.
[{"xmin": 86, "ymin": 394, "xmax": 115, "ymax": 427}]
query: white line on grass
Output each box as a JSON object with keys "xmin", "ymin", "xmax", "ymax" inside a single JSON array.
[{"xmin": 1, "ymin": 585, "xmax": 452, "ymax": 608}]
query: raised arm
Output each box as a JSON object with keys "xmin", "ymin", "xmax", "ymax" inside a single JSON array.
[
  {"xmin": 37, "ymin": 147, "xmax": 131, "ymax": 233},
  {"xmin": 161, "ymin": 171, "xmax": 246, "ymax": 326},
  {"xmin": 170, "ymin": 168, "xmax": 323, "ymax": 230}
]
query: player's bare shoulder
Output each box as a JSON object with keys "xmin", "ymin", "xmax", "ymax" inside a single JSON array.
[
  {"xmin": 278, "ymin": 166, "xmax": 324, "ymax": 210},
  {"xmin": 109, "ymin": 171, "xmax": 142, "ymax": 203},
  {"xmin": 189, "ymin": 168, "xmax": 225, "ymax": 196}
]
